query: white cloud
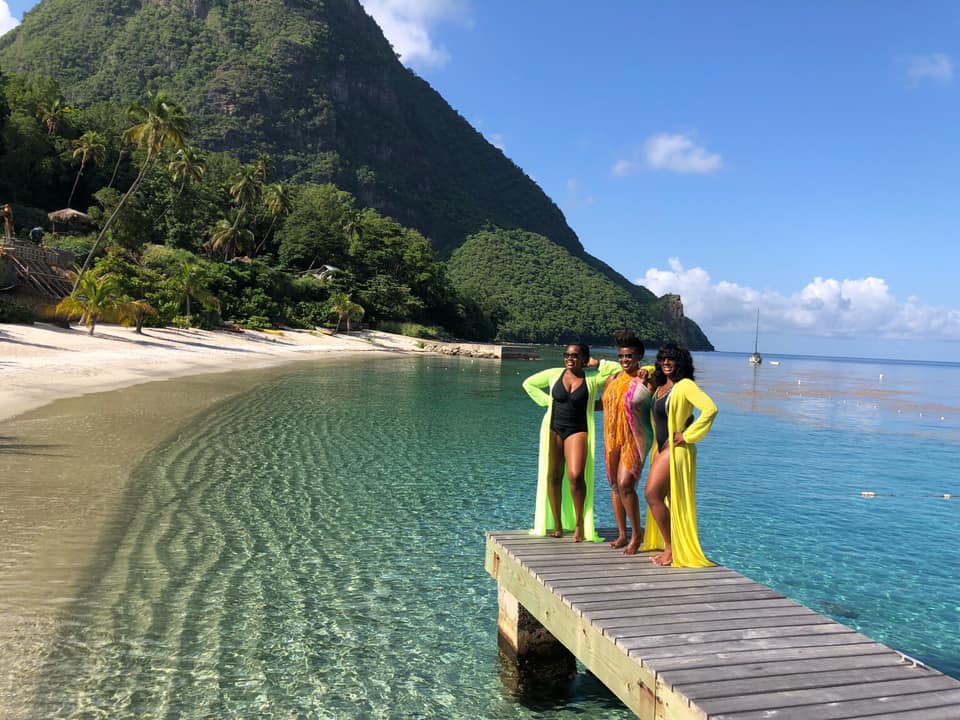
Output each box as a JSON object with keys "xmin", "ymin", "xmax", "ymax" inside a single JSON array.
[
  {"xmin": 644, "ymin": 133, "xmax": 722, "ymax": 174},
  {"xmin": 360, "ymin": 0, "xmax": 470, "ymax": 69},
  {"xmin": 639, "ymin": 258, "xmax": 960, "ymax": 341},
  {"xmin": 612, "ymin": 132, "xmax": 722, "ymax": 177},
  {"xmin": 0, "ymin": 2, "xmax": 19, "ymax": 36},
  {"xmin": 611, "ymin": 158, "xmax": 636, "ymax": 177},
  {"xmin": 903, "ymin": 53, "xmax": 954, "ymax": 84}
]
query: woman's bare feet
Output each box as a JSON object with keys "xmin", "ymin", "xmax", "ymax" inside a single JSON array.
[
  {"xmin": 651, "ymin": 548, "xmax": 673, "ymax": 566},
  {"xmin": 622, "ymin": 537, "xmax": 642, "ymax": 556},
  {"xmin": 573, "ymin": 527, "xmax": 585, "ymax": 542},
  {"xmin": 609, "ymin": 535, "xmax": 628, "ymax": 549},
  {"xmin": 549, "ymin": 529, "xmax": 563, "ymax": 539}
]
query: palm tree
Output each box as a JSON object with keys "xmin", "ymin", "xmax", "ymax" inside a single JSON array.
[
  {"xmin": 125, "ymin": 299, "xmax": 159, "ymax": 334},
  {"xmin": 106, "ymin": 149, "xmax": 126, "ymax": 190},
  {"xmin": 342, "ymin": 210, "xmax": 364, "ymax": 255},
  {"xmin": 168, "ymin": 146, "xmax": 207, "ymax": 193},
  {"xmin": 228, "ymin": 164, "xmax": 263, "ymax": 213},
  {"xmin": 157, "ymin": 146, "xmax": 207, "ymax": 220},
  {"xmin": 67, "ymin": 130, "xmax": 107, "ymax": 209},
  {"xmin": 205, "ymin": 210, "xmax": 255, "ymax": 261},
  {"xmin": 56, "ymin": 271, "xmax": 125, "ymax": 335},
  {"xmin": 255, "ymin": 181, "xmax": 292, "ymax": 254},
  {"xmin": 74, "ymin": 92, "xmax": 190, "ymax": 287},
  {"xmin": 36, "ymin": 96, "xmax": 72, "ymax": 136},
  {"xmin": 253, "ymin": 153, "xmax": 273, "ymax": 182},
  {"xmin": 264, "ymin": 181, "xmax": 291, "ymax": 223},
  {"xmin": 328, "ymin": 292, "xmax": 364, "ymax": 334},
  {"xmin": 174, "ymin": 261, "xmax": 220, "ymax": 318}
]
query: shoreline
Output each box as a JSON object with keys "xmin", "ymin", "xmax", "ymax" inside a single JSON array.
[
  {"xmin": 0, "ymin": 321, "xmax": 506, "ymax": 716},
  {"xmin": 0, "ymin": 322, "xmax": 429, "ymax": 423},
  {"xmin": 0, "ymin": 324, "xmax": 428, "ymax": 716}
]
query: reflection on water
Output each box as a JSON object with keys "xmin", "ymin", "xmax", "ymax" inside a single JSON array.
[{"xmin": 0, "ymin": 351, "xmax": 958, "ymax": 718}]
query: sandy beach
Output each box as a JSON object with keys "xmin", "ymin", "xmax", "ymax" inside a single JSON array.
[{"xmin": 0, "ymin": 322, "xmax": 427, "ymax": 423}]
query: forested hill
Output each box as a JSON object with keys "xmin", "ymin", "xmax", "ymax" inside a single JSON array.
[
  {"xmin": 448, "ymin": 229, "xmax": 713, "ymax": 349},
  {"xmin": 0, "ymin": 0, "xmax": 579, "ymax": 257}
]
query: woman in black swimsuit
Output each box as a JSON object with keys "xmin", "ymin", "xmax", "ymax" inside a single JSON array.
[{"xmin": 522, "ymin": 343, "xmax": 618, "ymax": 541}]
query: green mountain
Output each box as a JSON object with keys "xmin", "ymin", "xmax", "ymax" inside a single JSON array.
[
  {"xmin": 0, "ymin": 0, "xmax": 713, "ymax": 349},
  {"xmin": 449, "ymin": 229, "xmax": 712, "ymax": 348}
]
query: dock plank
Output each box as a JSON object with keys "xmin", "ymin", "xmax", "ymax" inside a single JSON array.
[
  {"xmin": 553, "ymin": 575, "xmax": 755, "ymax": 592},
  {"xmin": 614, "ymin": 612, "xmax": 836, "ymax": 643},
  {"xmin": 585, "ymin": 598, "xmax": 801, "ymax": 622},
  {"xmin": 643, "ymin": 642, "xmax": 895, "ymax": 671},
  {"xmin": 485, "ymin": 530, "xmax": 960, "ymax": 720},
  {"xmin": 714, "ymin": 688, "xmax": 960, "ymax": 719},
  {"xmin": 570, "ymin": 589, "xmax": 782, "ymax": 609},
  {"xmin": 618, "ymin": 622, "xmax": 853, "ymax": 652},
  {"xmin": 658, "ymin": 651, "xmax": 914, "ymax": 686},
  {"xmin": 681, "ymin": 663, "xmax": 940, "ymax": 700},
  {"xmin": 698, "ymin": 675, "xmax": 960, "ymax": 714},
  {"xmin": 633, "ymin": 631, "xmax": 868, "ymax": 661}
]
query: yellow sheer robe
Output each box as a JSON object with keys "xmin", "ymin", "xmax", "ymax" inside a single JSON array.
[{"xmin": 641, "ymin": 377, "xmax": 718, "ymax": 567}]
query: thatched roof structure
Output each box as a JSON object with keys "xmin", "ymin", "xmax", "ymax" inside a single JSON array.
[{"xmin": 47, "ymin": 208, "xmax": 92, "ymax": 224}]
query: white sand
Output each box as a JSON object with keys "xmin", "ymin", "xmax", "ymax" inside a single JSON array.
[{"xmin": 0, "ymin": 322, "xmax": 426, "ymax": 423}]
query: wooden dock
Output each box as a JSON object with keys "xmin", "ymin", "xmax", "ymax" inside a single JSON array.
[
  {"xmin": 499, "ymin": 344, "xmax": 539, "ymax": 360},
  {"xmin": 486, "ymin": 530, "xmax": 960, "ymax": 719},
  {"xmin": 0, "ymin": 241, "xmax": 74, "ymax": 296}
]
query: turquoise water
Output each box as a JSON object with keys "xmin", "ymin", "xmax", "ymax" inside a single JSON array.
[{"xmin": 22, "ymin": 352, "xmax": 960, "ymax": 717}]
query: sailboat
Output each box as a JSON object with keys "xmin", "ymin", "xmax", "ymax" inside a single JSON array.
[{"xmin": 749, "ymin": 308, "xmax": 762, "ymax": 364}]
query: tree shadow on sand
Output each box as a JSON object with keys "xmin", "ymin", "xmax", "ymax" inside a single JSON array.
[{"xmin": 0, "ymin": 435, "xmax": 65, "ymax": 456}]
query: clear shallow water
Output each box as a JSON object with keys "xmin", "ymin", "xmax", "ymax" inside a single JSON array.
[{"xmin": 17, "ymin": 352, "xmax": 960, "ymax": 717}]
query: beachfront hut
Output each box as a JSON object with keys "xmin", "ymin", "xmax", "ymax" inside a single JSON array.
[
  {"xmin": 47, "ymin": 208, "xmax": 93, "ymax": 223},
  {"xmin": 47, "ymin": 208, "xmax": 93, "ymax": 234}
]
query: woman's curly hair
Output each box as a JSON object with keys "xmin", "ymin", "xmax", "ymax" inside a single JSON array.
[
  {"xmin": 653, "ymin": 342, "xmax": 695, "ymax": 385},
  {"xmin": 613, "ymin": 329, "xmax": 644, "ymax": 357}
]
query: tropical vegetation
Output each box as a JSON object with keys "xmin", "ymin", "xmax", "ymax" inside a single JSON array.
[
  {"xmin": 0, "ymin": 0, "xmax": 712, "ymax": 348},
  {"xmin": 448, "ymin": 229, "xmax": 712, "ymax": 346}
]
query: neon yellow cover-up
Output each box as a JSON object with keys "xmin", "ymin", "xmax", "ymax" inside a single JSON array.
[
  {"xmin": 641, "ymin": 377, "xmax": 718, "ymax": 567},
  {"xmin": 522, "ymin": 360, "xmax": 619, "ymax": 541}
]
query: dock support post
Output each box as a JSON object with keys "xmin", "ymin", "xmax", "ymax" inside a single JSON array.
[{"xmin": 496, "ymin": 583, "xmax": 575, "ymax": 685}]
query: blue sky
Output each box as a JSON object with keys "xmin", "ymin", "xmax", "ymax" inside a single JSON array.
[{"xmin": 4, "ymin": 1, "xmax": 959, "ymax": 360}]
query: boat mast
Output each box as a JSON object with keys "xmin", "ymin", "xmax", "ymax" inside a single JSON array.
[
  {"xmin": 749, "ymin": 308, "xmax": 762, "ymax": 364},
  {"xmin": 754, "ymin": 308, "xmax": 760, "ymax": 354}
]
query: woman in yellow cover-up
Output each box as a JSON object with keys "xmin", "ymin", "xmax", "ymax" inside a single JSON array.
[
  {"xmin": 601, "ymin": 330, "xmax": 656, "ymax": 555},
  {"xmin": 522, "ymin": 342, "xmax": 619, "ymax": 542},
  {"xmin": 642, "ymin": 343, "xmax": 718, "ymax": 567}
]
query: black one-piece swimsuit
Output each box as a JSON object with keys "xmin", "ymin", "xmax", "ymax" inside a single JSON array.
[{"xmin": 550, "ymin": 379, "xmax": 589, "ymax": 439}]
